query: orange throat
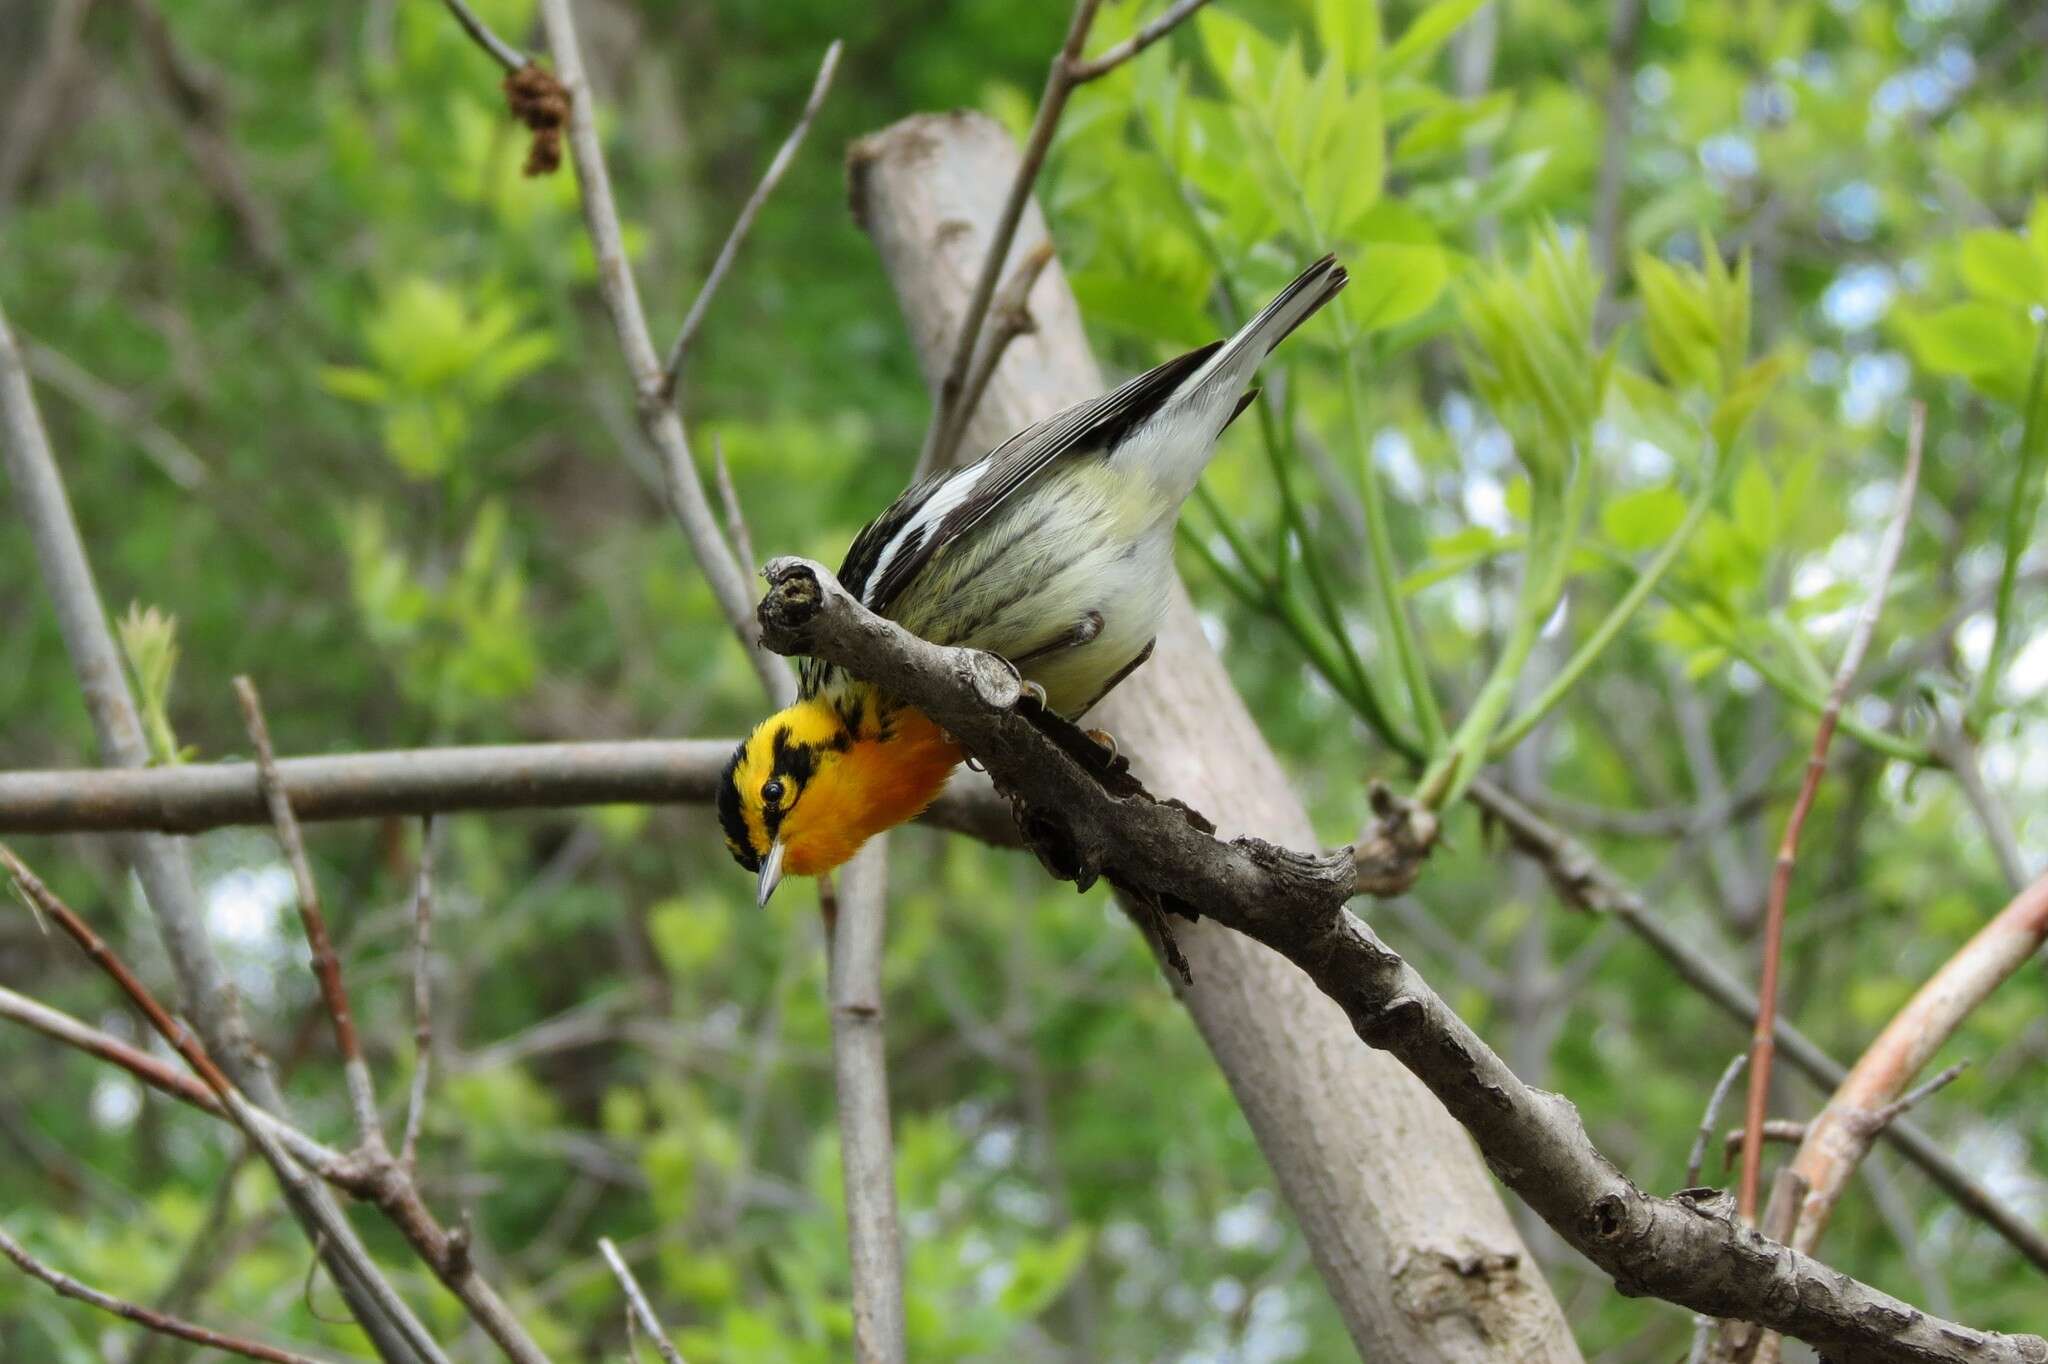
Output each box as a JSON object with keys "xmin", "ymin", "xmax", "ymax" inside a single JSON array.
[{"xmin": 782, "ymin": 708, "xmax": 964, "ymax": 878}]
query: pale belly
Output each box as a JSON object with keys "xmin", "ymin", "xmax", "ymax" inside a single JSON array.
[{"xmin": 887, "ymin": 463, "xmax": 1173, "ymax": 718}]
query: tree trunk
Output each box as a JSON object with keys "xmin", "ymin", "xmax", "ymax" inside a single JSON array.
[{"xmin": 848, "ymin": 110, "xmax": 1580, "ymax": 1362}]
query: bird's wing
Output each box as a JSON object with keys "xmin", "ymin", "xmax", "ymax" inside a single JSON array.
[{"xmin": 839, "ymin": 338, "xmax": 1224, "ymax": 619}]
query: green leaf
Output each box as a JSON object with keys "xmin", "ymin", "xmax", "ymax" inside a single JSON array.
[
  {"xmin": 1958, "ymin": 230, "xmax": 2048, "ymax": 308},
  {"xmin": 319, "ymin": 365, "xmax": 390, "ymax": 404},
  {"xmin": 1606, "ymin": 365, "xmax": 1702, "ymax": 460},
  {"xmin": 997, "ymin": 1227, "xmax": 1092, "ymax": 1317},
  {"xmin": 648, "ymin": 895, "xmax": 731, "ymax": 974},
  {"xmin": 1314, "ymin": 0, "xmax": 1380, "ymax": 73},
  {"xmin": 1601, "ymin": 486, "xmax": 1688, "ymax": 551},
  {"xmin": 1199, "ymin": 7, "xmax": 1279, "ymax": 105},
  {"xmin": 1392, "ymin": 90, "xmax": 1514, "ymax": 164},
  {"xmin": 1345, "ymin": 243, "xmax": 1450, "ymax": 332},
  {"xmin": 1710, "ymin": 353, "xmax": 1787, "ymax": 449},
  {"xmin": 1893, "ymin": 302, "xmax": 2034, "ymax": 401},
  {"xmin": 1383, "ymin": 0, "xmax": 1488, "ymax": 73},
  {"xmin": 1731, "ymin": 458, "xmax": 1778, "ymax": 553}
]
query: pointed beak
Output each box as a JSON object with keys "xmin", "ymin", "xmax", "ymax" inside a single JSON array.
[{"xmin": 756, "ymin": 841, "xmax": 788, "ymax": 907}]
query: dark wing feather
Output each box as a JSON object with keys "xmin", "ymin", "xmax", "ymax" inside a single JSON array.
[
  {"xmin": 859, "ymin": 339, "xmax": 1221, "ymax": 616},
  {"xmin": 801, "ymin": 340, "xmax": 1223, "ymax": 700}
]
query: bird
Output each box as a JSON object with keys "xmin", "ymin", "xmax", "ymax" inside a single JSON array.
[{"xmin": 719, "ymin": 254, "xmax": 1348, "ymax": 904}]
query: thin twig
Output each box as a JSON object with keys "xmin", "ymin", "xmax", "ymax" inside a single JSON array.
[
  {"xmin": 0, "ymin": 847, "xmax": 452, "ymax": 1363},
  {"xmin": 531, "ymin": 0, "xmax": 793, "ymax": 704},
  {"xmin": 236, "ymin": 676, "xmax": 387, "ymax": 1154},
  {"xmin": 913, "ymin": 0, "xmax": 1105, "ymax": 477},
  {"xmin": 597, "ymin": 1239, "xmax": 686, "ymax": 1364},
  {"xmin": 1721, "ymin": 1120, "xmax": 1810, "ymax": 1165},
  {"xmin": 1065, "ymin": 0, "xmax": 1216, "ymax": 81},
  {"xmin": 1468, "ymin": 771, "xmax": 2048, "ymax": 1272},
  {"xmin": 439, "ymin": 0, "xmax": 528, "ymax": 71},
  {"xmin": 23, "ymin": 338, "xmax": 209, "ymax": 487},
  {"xmin": 1867, "ymin": 1059, "xmax": 1970, "ymax": 1132},
  {"xmin": 659, "ymin": 41, "xmax": 843, "ymax": 396},
  {"xmin": 1738, "ymin": 403, "xmax": 1924, "ymax": 1221},
  {"xmin": 1, "ymin": 297, "xmax": 443, "ymax": 1364},
  {"xmin": 1784, "ymin": 870, "xmax": 2048, "ymax": 1257},
  {"xmin": 2, "ymin": 846, "xmax": 552, "ymax": 1364},
  {"xmin": 0, "ymin": 982, "xmax": 228, "ymax": 1122},
  {"xmin": 0, "ymin": 1226, "xmax": 347, "ymax": 1364},
  {"xmin": 401, "ymin": 816, "xmax": 438, "ymax": 1170},
  {"xmin": 710, "ymin": 436, "xmax": 756, "ymax": 574},
  {"xmin": 751, "ymin": 554, "xmax": 2043, "ymax": 1363},
  {"xmin": 933, "ymin": 240, "xmax": 1057, "ymax": 463},
  {"xmin": 1684, "ymin": 1052, "xmax": 1748, "ymax": 1189}
]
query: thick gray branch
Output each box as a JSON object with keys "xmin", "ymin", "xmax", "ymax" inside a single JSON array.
[
  {"xmin": 0, "ymin": 740, "xmax": 1013, "ymax": 846},
  {"xmin": 753, "ymin": 555, "xmax": 2047, "ymax": 1364}
]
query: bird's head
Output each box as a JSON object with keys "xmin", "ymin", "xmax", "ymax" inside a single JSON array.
[{"xmin": 717, "ymin": 695, "xmax": 963, "ymax": 904}]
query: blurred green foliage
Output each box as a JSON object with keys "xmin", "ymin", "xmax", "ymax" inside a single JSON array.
[{"xmin": 3, "ymin": 0, "xmax": 2046, "ymax": 1360}]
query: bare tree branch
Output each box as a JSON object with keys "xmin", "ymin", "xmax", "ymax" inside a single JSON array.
[
  {"xmin": 21, "ymin": 337, "xmax": 210, "ymax": 487},
  {"xmin": 659, "ymin": 41, "xmax": 844, "ymax": 397},
  {"xmin": 532, "ymin": 0, "xmax": 793, "ymax": 704},
  {"xmin": 0, "ymin": 1226, "xmax": 350, "ymax": 1364},
  {"xmin": 908, "ymin": 0, "xmax": 1219, "ymax": 473},
  {"xmin": 1, "ymin": 846, "xmax": 556, "ymax": 1364},
  {"xmin": 912, "ymin": 0, "xmax": 1105, "ymax": 477},
  {"xmin": 1066, "ymin": 0, "xmax": 1216, "ymax": 82},
  {"xmin": 1782, "ymin": 871, "xmax": 2048, "ymax": 1260},
  {"xmin": 824, "ymin": 842, "xmax": 907, "ymax": 1363},
  {"xmin": 1469, "ymin": 772, "xmax": 2048, "ymax": 1274},
  {"xmin": 0, "ymin": 294, "xmax": 444, "ymax": 1364},
  {"xmin": 0, "ymin": 846, "xmax": 451, "ymax": 1364},
  {"xmin": 127, "ymin": 0, "xmax": 292, "ymax": 286},
  {"xmin": 748, "ymin": 554, "xmax": 2045, "ymax": 1364},
  {"xmin": 0, "ymin": 740, "xmax": 1013, "ymax": 844},
  {"xmin": 1739, "ymin": 403, "xmax": 1924, "ymax": 1220},
  {"xmin": 937, "ymin": 240, "xmax": 1057, "ymax": 464}
]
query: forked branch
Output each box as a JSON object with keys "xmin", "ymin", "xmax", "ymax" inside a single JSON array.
[{"xmin": 749, "ymin": 555, "xmax": 2043, "ymax": 1364}]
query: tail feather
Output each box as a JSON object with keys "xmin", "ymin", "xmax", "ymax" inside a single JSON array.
[{"xmin": 1193, "ymin": 254, "xmax": 1348, "ymax": 393}]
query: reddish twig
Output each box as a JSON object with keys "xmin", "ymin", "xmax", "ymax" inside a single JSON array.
[
  {"xmin": 236, "ymin": 676, "xmax": 387, "ymax": 1154},
  {"xmin": 659, "ymin": 41, "xmax": 843, "ymax": 396},
  {"xmin": 0, "ymin": 1226, "xmax": 345, "ymax": 1364},
  {"xmin": 1788, "ymin": 874, "xmax": 2048, "ymax": 1247},
  {"xmin": 1737, "ymin": 404, "xmax": 1925, "ymax": 1221},
  {"xmin": 1, "ymin": 845, "xmax": 235, "ymax": 1097},
  {"xmin": 0, "ymin": 982, "xmax": 225, "ymax": 1120}
]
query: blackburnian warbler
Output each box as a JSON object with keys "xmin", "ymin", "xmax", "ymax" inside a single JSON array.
[{"xmin": 721, "ymin": 255, "xmax": 1348, "ymax": 903}]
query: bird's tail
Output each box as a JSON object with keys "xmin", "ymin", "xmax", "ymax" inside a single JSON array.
[{"xmin": 1192, "ymin": 254, "xmax": 1349, "ymax": 394}]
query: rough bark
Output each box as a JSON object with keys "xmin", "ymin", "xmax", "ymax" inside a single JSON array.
[
  {"xmin": 846, "ymin": 109, "xmax": 1579, "ymax": 1362},
  {"xmin": 752, "ymin": 553, "xmax": 2048, "ymax": 1364}
]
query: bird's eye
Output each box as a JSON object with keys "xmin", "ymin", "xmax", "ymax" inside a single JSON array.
[{"xmin": 762, "ymin": 778, "xmax": 786, "ymax": 805}]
